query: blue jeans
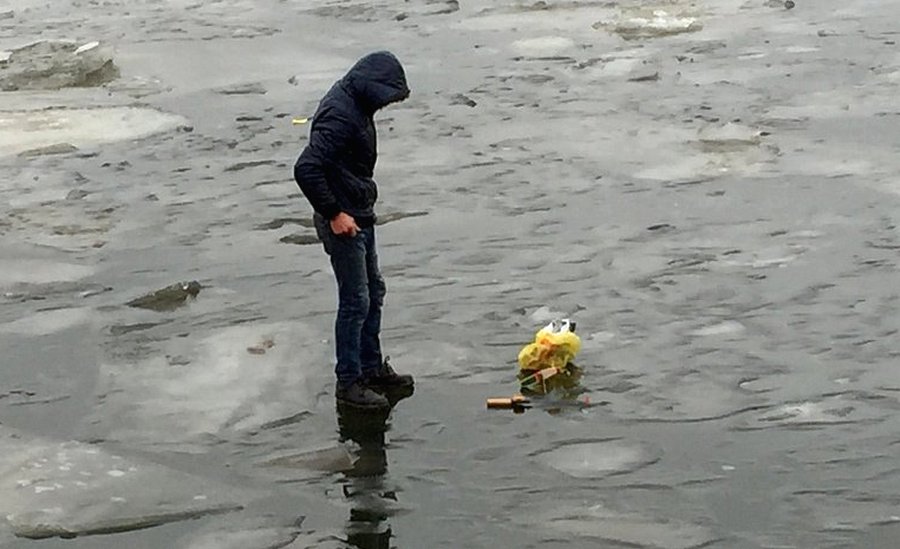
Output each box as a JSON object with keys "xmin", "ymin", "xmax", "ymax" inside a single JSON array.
[{"xmin": 315, "ymin": 214, "xmax": 385, "ymax": 387}]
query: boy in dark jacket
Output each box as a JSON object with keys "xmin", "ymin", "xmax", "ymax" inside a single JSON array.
[{"xmin": 294, "ymin": 51, "xmax": 413, "ymax": 409}]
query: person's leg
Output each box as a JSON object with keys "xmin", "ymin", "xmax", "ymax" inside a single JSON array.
[
  {"xmin": 315, "ymin": 215, "xmax": 389, "ymax": 408},
  {"xmin": 319, "ymin": 221, "xmax": 370, "ymax": 387},
  {"xmin": 359, "ymin": 227, "xmax": 385, "ymax": 373},
  {"xmin": 357, "ymin": 227, "xmax": 414, "ymax": 393},
  {"xmin": 332, "ymin": 245, "xmax": 368, "ymax": 386}
]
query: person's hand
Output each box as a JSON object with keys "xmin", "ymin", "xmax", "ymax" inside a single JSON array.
[{"xmin": 330, "ymin": 212, "xmax": 360, "ymax": 237}]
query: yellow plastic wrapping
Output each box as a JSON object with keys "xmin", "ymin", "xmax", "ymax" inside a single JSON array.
[
  {"xmin": 517, "ymin": 320, "xmax": 581, "ymax": 373},
  {"xmin": 481, "ymin": 319, "xmax": 589, "ymax": 409}
]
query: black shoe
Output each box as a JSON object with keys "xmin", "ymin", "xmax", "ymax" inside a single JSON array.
[
  {"xmin": 336, "ymin": 380, "xmax": 390, "ymax": 410},
  {"xmin": 363, "ymin": 358, "xmax": 414, "ymax": 393}
]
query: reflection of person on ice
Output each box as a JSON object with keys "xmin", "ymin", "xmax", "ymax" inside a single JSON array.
[{"xmin": 294, "ymin": 51, "xmax": 414, "ymax": 409}]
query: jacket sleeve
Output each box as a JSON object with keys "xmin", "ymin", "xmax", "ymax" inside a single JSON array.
[{"xmin": 293, "ymin": 107, "xmax": 351, "ymax": 220}]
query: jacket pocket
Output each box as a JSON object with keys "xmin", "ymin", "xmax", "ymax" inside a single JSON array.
[{"xmin": 313, "ymin": 213, "xmax": 333, "ymax": 255}]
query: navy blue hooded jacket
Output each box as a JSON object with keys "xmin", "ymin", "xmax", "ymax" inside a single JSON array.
[{"xmin": 293, "ymin": 51, "xmax": 410, "ymax": 227}]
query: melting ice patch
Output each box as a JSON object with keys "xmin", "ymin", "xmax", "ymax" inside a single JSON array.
[
  {"xmin": 0, "ymin": 426, "xmax": 243, "ymax": 539},
  {"xmin": 612, "ymin": 371, "xmax": 759, "ymax": 422},
  {"xmin": 175, "ymin": 514, "xmax": 304, "ymax": 549},
  {"xmin": 0, "ymin": 107, "xmax": 186, "ymax": 157},
  {"xmin": 535, "ymin": 439, "xmax": 660, "ymax": 478},
  {"xmin": 513, "ymin": 504, "xmax": 718, "ymax": 548},
  {"xmin": 84, "ymin": 322, "xmax": 328, "ymax": 451},
  {"xmin": 595, "ymin": 9, "xmax": 703, "ymax": 40},
  {"xmin": 736, "ymin": 393, "xmax": 890, "ymax": 430}
]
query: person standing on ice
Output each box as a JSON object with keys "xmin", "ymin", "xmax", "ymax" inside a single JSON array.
[{"xmin": 294, "ymin": 51, "xmax": 414, "ymax": 409}]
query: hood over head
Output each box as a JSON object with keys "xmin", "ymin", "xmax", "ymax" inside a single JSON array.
[{"xmin": 341, "ymin": 51, "xmax": 410, "ymax": 114}]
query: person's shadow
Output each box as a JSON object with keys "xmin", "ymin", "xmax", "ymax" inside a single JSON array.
[{"xmin": 337, "ymin": 401, "xmax": 399, "ymax": 549}]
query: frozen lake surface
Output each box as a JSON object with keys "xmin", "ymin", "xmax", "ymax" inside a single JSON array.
[{"xmin": 2, "ymin": 0, "xmax": 900, "ymax": 547}]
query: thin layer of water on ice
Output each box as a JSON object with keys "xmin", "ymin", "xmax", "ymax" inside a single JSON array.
[
  {"xmin": 0, "ymin": 427, "xmax": 244, "ymax": 539},
  {"xmin": 0, "ymin": 259, "xmax": 94, "ymax": 287},
  {"xmin": 513, "ymin": 504, "xmax": 719, "ymax": 549},
  {"xmin": 82, "ymin": 322, "xmax": 329, "ymax": 452},
  {"xmin": 535, "ymin": 439, "xmax": 660, "ymax": 478}
]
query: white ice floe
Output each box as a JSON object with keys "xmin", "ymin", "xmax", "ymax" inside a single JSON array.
[{"xmin": 0, "ymin": 107, "xmax": 187, "ymax": 157}]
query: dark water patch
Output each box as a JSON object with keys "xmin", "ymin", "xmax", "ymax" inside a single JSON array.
[
  {"xmin": 256, "ymin": 217, "xmax": 312, "ymax": 231},
  {"xmin": 257, "ymin": 411, "xmax": 313, "ymax": 431},
  {"xmin": 215, "ymin": 82, "xmax": 267, "ymax": 95},
  {"xmin": 19, "ymin": 142, "xmax": 79, "ymax": 157},
  {"xmin": 109, "ymin": 322, "xmax": 166, "ymax": 336},
  {"xmin": 223, "ymin": 159, "xmax": 278, "ymax": 172},
  {"xmin": 279, "ymin": 233, "xmax": 319, "ymax": 246},
  {"xmin": 253, "ymin": 179, "xmax": 294, "ymax": 188},
  {"xmin": 6, "ymin": 394, "xmax": 71, "ymax": 406},
  {"xmin": 448, "ymin": 93, "xmax": 477, "ymax": 107},
  {"xmin": 376, "ymin": 210, "xmax": 428, "ymax": 225},
  {"xmin": 260, "ymin": 444, "xmax": 355, "ymax": 473}
]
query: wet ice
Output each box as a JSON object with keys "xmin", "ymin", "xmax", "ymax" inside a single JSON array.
[
  {"xmin": 3, "ymin": 0, "xmax": 900, "ymax": 546},
  {"xmin": 514, "ymin": 504, "xmax": 718, "ymax": 549},
  {"xmin": 0, "ymin": 427, "xmax": 243, "ymax": 539},
  {"xmin": 535, "ymin": 439, "xmax": 660, "ymax": 478},
  {"xmin": 84, "ymin": 322, "xmax": 328, "ymax": 452},
  {"xmin": 0, "ymin": 259, "xmax": 93, "ymax": 288},
  {"xmin": 0, "ymin": 307, "xmax": 90, "ymax": 336},
  {"xmin": 175, "ymin": 515, "xmax": 304, "ymax": 549}
]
